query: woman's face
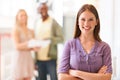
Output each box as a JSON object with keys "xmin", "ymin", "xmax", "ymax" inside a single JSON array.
[
  {"xmin": 17, "ymin": 11, "xmax": 27, "ymax": 25},
  {"xmin": 78, "ymin": 10, "xmax": 98, "ymax": 35}
]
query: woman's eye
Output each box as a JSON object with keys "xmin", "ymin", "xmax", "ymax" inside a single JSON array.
[
  {"xmin": 89, "ymin": 19, "xmax": 93, "ymax": 21},
  {"xmin": 81, "ymin": 18, "xmax": 85, "ymax": 21}
]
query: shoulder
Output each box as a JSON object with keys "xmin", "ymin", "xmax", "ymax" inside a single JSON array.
[
  {"xmin": 97, "ymin": 41, "xmax": 111, "ymax": 51},
  {"xmin": 98, "ymin": 41, "xmax": 110, "ymax": 47},
  {"xmin": 62, "ymin": 38, "xmax": 77, "ymax": 54},
  {"xmin": 65, "ymin": 38, "xmax": 77, "ymax": 44},
  {"xmin": 12, "ymin": 27, "xmax": 19, "ymax": 35},
  {"xmin": 49, "ymin": 17, "xmax": 55, "ymax": 22},
  {"xmin": 64, "ymin": 38, "xmax": 77, "ymax": 48},
  {"xmin": 50, "ymin": 17, "xmax": 59, "ymax": 25},
  {"xmin": 11, "ymin": 27, "xmax": 21, "ymax": 40}
]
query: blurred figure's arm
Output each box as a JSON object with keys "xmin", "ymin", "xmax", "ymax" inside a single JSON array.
[
  {"xmin": 51, "ymin": 19, "xmax": 64, "ymax": 44},
  {"xmin": 12, "ymin": 28, "xmax": 31, "ymax": 51}
]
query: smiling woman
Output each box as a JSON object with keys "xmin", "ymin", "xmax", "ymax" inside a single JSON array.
[{"xmin": 58, "ymin": 4, "xmax": 112, "ymax": 80}]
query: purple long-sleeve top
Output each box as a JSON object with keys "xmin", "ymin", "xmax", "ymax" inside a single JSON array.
[{"xmin": 58, "ymin": 38, "xmax": 112, "ymax": 74}]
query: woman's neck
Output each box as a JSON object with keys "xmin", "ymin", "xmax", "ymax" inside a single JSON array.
[
  {"xmin": 80, "ymin": 34, "xmax": 95, "ymax": 43},
  {"xmin": 19, "ymin": 23, "xmax": 26, "ymax": 27},
  {"xmin": 17, "ymin": 24, "xmax": 27, "ymax": 31},
  {"xmin": 79, "ymin": 34, "xmax": 96, "ymax": 54}
]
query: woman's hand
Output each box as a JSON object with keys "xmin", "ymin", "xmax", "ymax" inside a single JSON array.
[
  {"xmin": 58, "ymin": 73, "xmax": 82, "ymax": 80},
  {"xmin": 69, "ymin": 70, "xmax": 84, "ymax": 80},
  {"xmin": 69, "ymin": 69, "xmax": 79, "ymax": 77},
  {"xmin": 98, "ymin": 65, "xmax": 107, "ymax": 74},
  {"xmin": 33, "ymin": 47, "xmax": 41, "ymax": 52}
]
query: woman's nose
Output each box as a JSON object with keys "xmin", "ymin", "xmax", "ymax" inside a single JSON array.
[{"xmin": 84, "ymin": 21, "xmax": 89, "ymax": 26}]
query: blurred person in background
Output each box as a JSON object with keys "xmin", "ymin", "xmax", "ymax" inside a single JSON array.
[
  {"xmin": 58, "ymin": 4, "xmax": 112, "ymax": 80},
  {"xmin": 12, "ymin": 9, "xmax": 38, "ymax": 80},
  {"xmin": 34, "ymin": 2, "xmax": 63, "ymax": 80}
]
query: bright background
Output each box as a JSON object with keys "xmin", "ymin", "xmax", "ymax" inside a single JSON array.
[{"xmin": 0, "ymin": 0, "xmax": 120, "ymax": 80}]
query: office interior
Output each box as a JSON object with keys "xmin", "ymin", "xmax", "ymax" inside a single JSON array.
[{"xmin": 0, "ymin": 0, "xmax": 120, "ymax": 80}]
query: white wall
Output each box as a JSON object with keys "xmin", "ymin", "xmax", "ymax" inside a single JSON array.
[
  {"xmin": 0, "ymin": 0, "xmax": 37, "ymax": 28},
  {"xmin": 99, "ymin": 0, "xmax": 120, "ymax": 79},
  {"xmin": 114, "ymin": 0, "xmax": 120, "ymax": 79}
]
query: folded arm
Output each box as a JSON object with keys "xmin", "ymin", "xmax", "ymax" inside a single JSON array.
[
  {"xmin": 69, "ymin": 66, "xmax": 112, "ymax": 80},
  {"xmin": 58, "ymin": 73, "xmax": 83, "ymax": 80}
]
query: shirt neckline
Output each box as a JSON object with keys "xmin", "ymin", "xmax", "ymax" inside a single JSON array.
[{"xmin": 76, "ymin": 38, "xmax": 98, "ymax": 56}]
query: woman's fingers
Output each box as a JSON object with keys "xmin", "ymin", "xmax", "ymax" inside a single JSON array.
[
  {"xmin": 33, "ymin": 47, "xmax": 41, "ymax": 52},
  {"xmin": 98, "ymin": 65, "xmax": 107, "ymax": 74}
]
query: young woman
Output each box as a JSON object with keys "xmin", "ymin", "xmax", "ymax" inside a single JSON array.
[
  {"xmin": 58, "ymin": 4, "xmax": 112, "ymax": 80},
  {"xmin": 12, "ymin": 9, "xmax": 36, "ymax": 80}
]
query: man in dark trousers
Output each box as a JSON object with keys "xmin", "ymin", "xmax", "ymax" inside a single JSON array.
[{"xmin": 34, "ymin": 2, "xmax": 63, "ymax": 80}]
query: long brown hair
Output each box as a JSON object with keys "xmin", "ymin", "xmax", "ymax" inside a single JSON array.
[{"xmin": 74, "ymin": 4, "xmax": 101, "ymax": 42}]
